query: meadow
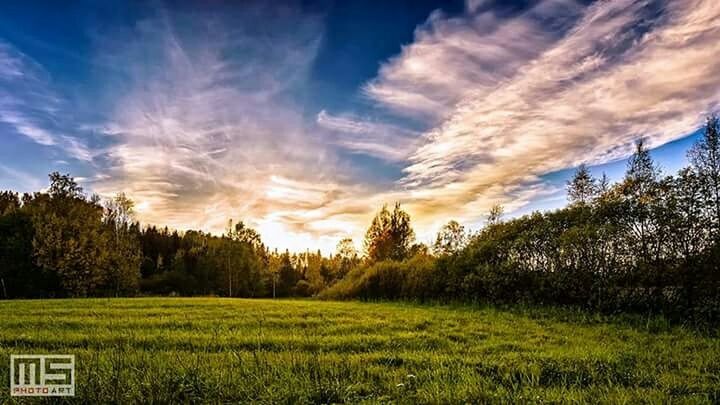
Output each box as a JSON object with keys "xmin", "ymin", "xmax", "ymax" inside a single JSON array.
[{"xmin": 0, "ymin": 298, "xmax": 718, "ymax": 404}]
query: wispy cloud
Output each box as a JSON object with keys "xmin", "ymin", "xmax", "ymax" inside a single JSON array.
[
  {"xmin": 364, "ymin": 0, "xmax": 584, "ymax": 120},
  {"xmin": 0, "ymin": 42, "xmax": 31, "ymax": 79},
  {"xmin": 5, "ymin": 1, "xmax": 719, "ymax": 253},
  {"xmin": 0, "ymin": 164, "xmax": 43, "ymax": 191},
  {"xmin": 0, "ymin": 40, "xmax": 95, "ymax": 161},
  {"xmin": 365, "ymin": 0, "xmax": 720, "ymax": 231},
  {"xmin": 92, "ymin": 5, "xmax": 378, "ymax": 252},
  {"xmin": 316, "ymin": 110, "xmax": 419, "ymax": 162},
  {"xmin": 0, "ymin": 109, "xmax": 56, "ymax": 145}
]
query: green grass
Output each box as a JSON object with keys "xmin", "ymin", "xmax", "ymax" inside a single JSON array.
[{"xmin": 0, "ymin": 298, "xmax": 718, "ymax": 404}]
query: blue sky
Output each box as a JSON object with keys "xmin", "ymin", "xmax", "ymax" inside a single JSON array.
[{"xmin": 1, "ymin": 0, "xmax": 719, "ymax": 253}]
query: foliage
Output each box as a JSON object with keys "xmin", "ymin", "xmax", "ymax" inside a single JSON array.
[
  {"xmin": 2, "ymin": 116, "xmax": 720, "ymax": 324},
  {"xmin": 364, "ymin": 202, "xmax": 415, "ymax": 262},
  {"xmin": 325, "ymin": 125, "xmax": 720, "ymax": 325},
  {"xmin": 567, "ymin": 164, "xmax": 597, "ymax": 205},
  {"xmin": 689, "ymin": 115, "xmax": 720, "ymax": 238},
  {"xmin": 31, "ymin": 176, "xmax": 111, "ymax": 297},
  {"xmin": 334, "ymin": 237, "xmax": 359, "ymax": 281},
  {"xmin": 433, "ymin": 220, "xmax": 467, "ymax": 255},
  {"xmin": 0, "ymin": 174, "xmax": 301, "ymax": 299}
]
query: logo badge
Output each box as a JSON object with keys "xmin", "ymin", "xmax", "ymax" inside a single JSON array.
[{"xmin": 10, "ymin": 355, "xmax": 75, "ymax": 397}]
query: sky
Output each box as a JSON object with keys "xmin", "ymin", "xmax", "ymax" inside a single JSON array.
[{"xmin": 1, "ymin": 0, "xmax": 719, "ymax": 254}]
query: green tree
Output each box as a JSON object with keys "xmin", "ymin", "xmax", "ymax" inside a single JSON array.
[
  {"xmin": 625, "ymin": 139, "xmax": 659, "ymax": 195},
  {"xmin": 48, "ymin": 171, "xmax": 83, "ymax": 199},
  {"xmin": 597, "ymin": 173, "xmax": 611, "ymax": 195},
  {"xmin": 103, "ymin": 193, "xmax": 142, "ymax": 296},
  {"xmin": 364, "ymin": 203, "xmax": 415, "ymax": 262},
  {"xmin": 621, "ymin": 139, "xmax": 660, "ymax": 263},
  {"xmin": 276, "ymin": 250, "xmax": 299, "ymax": 296},
  {"xmin": 0, "ymin": 191, "xmax": 20, "ymax": 214},
  {"xmin": 0, "ymin": 205, "xmax": 53, "ymax": 298},
  {"xmin": 487, "ymin": 204, "xmax": 504, "ymax": 226},
  {"xmin": 689, "ymin": 116, "xmax": 720, "ymax": 238},
  {"xmin": 567, "ymin": 164, "xmax": 596, "ymax": 205},
  {"xmin": 32, "ymin": 173, "xmax": 109, "ymax": 296},
  {"xmin": 223, "ymin": 220, "xmax": 265, "ymax": 297},
  {"xmin": 433, "ymin": 220, "xmax": 467, "ymax": 255},
  {"xmin": 335, "ymin": 237, "xmax": 358, "ymax": 279}
]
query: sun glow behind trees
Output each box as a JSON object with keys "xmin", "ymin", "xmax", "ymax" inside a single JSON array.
[{"xmin": 0, "ymin": 117, "xmax": 719, "ymax": 323}]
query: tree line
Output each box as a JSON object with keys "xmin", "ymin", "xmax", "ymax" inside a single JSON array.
[
  {"xmin": 322, "ymin": 117, "xmax": 720, "ymax": 324},
  {"xmin": 1, "ymin": 117, "xmax": 719, "ymax": 323},
  {"xmin": 0, "ymin": 175, "xmax": 359, "ymax": 299}
]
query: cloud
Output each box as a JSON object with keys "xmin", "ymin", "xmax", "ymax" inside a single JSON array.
[
  {"xmin": 0, "ymin": 109, "xmax": 55, "ymax": 145},
  {"xmin": 0, "ymin": 42, "xmax": 58, "ymax": 146},
  {"xmin": 0, "ymin": 42, "xmax": 32, "ymax": 79},
  {"xmin": 6, "ymin": 0, "xmax": 719, "ymax": 254},
  {"xmin": 92, "ymin": 5, "xmax": 382, "ymax": 253},
  {"xmin": 0, "ymin": 40, "xmax": 95, "ymax": 161},
  {"xmin": 0, "ymin": 164, "xmax": 43, "ymax": 191},
  {"xmin": 316, "ymin": 110, "xmax": 419, "ymax": 161},
  {"xmin": 363, "ymin": 0, "xmax": 720, "ymax": 233},
  {"xmin": 364, "ymin": 0, "xmax": 584, "ymax": 120}
]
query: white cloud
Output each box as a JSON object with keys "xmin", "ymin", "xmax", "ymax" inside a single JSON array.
[
  {"xmin": 0, "ymin": 164, "xmax": 43, "ymax": 191},
  {"xmin": 6, "ymin": 1, "xmax": 719, "ymax": 254},
  {"xmin": 0, "ymin": 40, "xmax": 95, "ymax": 161},
  {"xmin": 364, "ymin": 0, "xmax": 720, "ymax": 230},
  {"xmin": 316, "ymin": 110, "xmax": 420, "ymax": 161},
  {"xmin": 0, "ymin": 42, "xmax": 29, "ymax": 78},
  {"xmin": 92, "ymin": 6, "xmax": 382, "ymax": 254},
  {"xmin": 364, "ymin": 0, "xmax": 584, "ymax": 120},
  {"xmin": 0, "ymin": 109, "xmax": 56, "ymax": 145}
]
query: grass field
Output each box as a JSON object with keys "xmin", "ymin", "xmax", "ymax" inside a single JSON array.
[{"xmin": 0, "ymin": 298, "xmax": 718, "ymax": 404}]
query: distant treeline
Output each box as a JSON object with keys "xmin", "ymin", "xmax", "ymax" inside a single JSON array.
[
  {"xmin": 0, "ymin": 175, "xmax": 358, "ymax": 299},
  {"xmin": 1, "ymin": 117, "xmax": 719, "ymax": 323}
]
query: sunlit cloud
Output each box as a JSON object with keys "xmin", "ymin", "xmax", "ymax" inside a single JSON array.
[
  {"xmin": 4, "ymin": 1, "xmax": 719, "ymax": 254},
  {"xmin": 316, "ymin": 110, "xmax": 420, "ymax": 162},
  {"xmin": 364, "ymin": 0, "xmax": 584, "ymax": 120},
  {"xmin": 92, "ymin": 5, "xmax": 377, "ymax": 253},
  {"xmin": 366, "ymin": 0, "xmax": 720, "ymax": 235}
]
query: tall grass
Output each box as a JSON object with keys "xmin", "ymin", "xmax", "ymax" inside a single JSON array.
[{"xmin": 0, "ymin": 298, "xmax": 718, "ymax": 403}]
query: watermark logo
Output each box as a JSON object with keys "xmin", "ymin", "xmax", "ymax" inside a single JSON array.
[{"xmin": 10, "ymin": 355, "xmax": 75, "ymax": 397}]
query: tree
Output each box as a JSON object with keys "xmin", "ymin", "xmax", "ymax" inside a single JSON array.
[
  {"xmin": 276, "ymin": 250, "xmax": 299, "ymax": 296},
  {"xmin": 223, "ymin": 220, "xmax": 265, "ymax": 297},
  {"xmin": 48, "ymin": 172, "xmax": 83, "ymax": 199},
  {"xmin": 319, "ymin": 262, "xmax": 333, "ymax": 285},
  {"xmin": 0, "ymin": 205, "xmax": 52, "ymax": 298},
  {"xmin": 103, "ymin": 193, "xmax": 142, "ymax": 296},
  {"xmin": 336, "ymin": 238, "xmax": 357, "ymax": 260},
  {"xmin": 567, "ymin": 164, "xmax": 596, "ymax": 205},
  {"xmin": 364, "ymin": 203, "xmax": 415, "ymax": 262},
  {"xmin": 625, "ymin": 139, "xmax": 659, "ymax": 195},
  {"xmin": 32, "ymin": 174, "xmax": 109, "ymax": 296},
  {"xmin": 0, "ymin": 191, "xmax": 20, "ymax": 215},
  {"xmin": 433, "ymin": 220, "xmax": 467, "ymax": 255},
  {"xmin": 228, "ymin": 220, "xmax": 263, "ymax": 250},
  {"xmin": 689, "ymin": 116, "xmax": 720, "ymax": 238},
  {"xmin": 597, "ymin": 173, "xmax": 611, "ymax": 195},
  {"xmin": 662, "ymin": 169, "xmax": 706, "ymax": 261},
  {"xmin": 487, "ymin": 204, "xmax": 504, "ymax": 226},
  {"xmin": 104, "ymin": 193, "xmax": 135, "ymax": 228},
  {"xmin": 335, "ymin": 237, "xmax": 358, "ymax": 279},
  {"xmin": 621, "ymin": 139, "xmax": 661, "ymax": 265}
]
